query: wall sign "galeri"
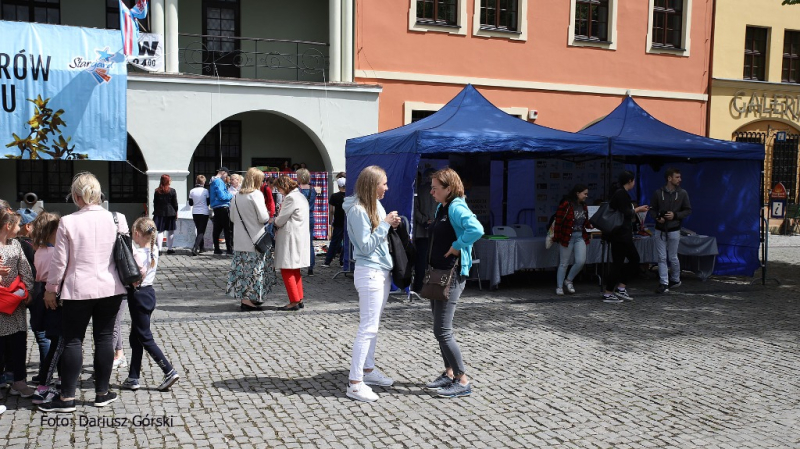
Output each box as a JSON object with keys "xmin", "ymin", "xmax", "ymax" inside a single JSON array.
[{"xmin": 731, "ymin": 91, "xmax": 800, "ymax": 122}]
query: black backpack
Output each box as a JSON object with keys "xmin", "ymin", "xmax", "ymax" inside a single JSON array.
[{"xmin": 387, "ymin": 222, "xmax": 416, "ymax": 289}]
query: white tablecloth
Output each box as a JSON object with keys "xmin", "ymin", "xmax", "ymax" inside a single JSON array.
[{"xmin": 473, "ymin": 235, "xmax": 718, "ymax": 288}]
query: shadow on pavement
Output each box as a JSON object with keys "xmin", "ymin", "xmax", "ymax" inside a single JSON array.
[{"xmin": 211, "ymin": 370, "xmax": 431, "ymax": 398}]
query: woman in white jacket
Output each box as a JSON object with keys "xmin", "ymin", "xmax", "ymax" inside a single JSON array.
[
  {"xmin": 273, "ymin": 175, "xmax": 310, "ymax": 311},
  {"xmin": 227, "ymin": 168, "xmax": 277, "ymax": 311},
  {"xmin": 343, "ymin": 165, "xmax": 401, "ymax": 402}
]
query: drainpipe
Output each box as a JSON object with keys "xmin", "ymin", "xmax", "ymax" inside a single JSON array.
[{"xmin": 705, "ymin": 0, "xmax": 717, "ymax": 137}]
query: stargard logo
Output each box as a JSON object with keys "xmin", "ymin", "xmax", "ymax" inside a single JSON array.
[{"xmin": 67, "ymin": 47, "xmax": 125, "ymax": 84}]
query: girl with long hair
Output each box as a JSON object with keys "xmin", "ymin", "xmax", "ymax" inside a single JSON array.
[
  {"xmin": 30, "ymin": 212, "xmax": 64, "ymax": 405},
  {"xmin": 553, "ymin": 184, "xmax": 592, "ymax": 295},
  {"xmin": 0, "ymin": 208, "xmax": 35, "ymax": 398},
  {"xmin": 342, "ymin": 166, "xmax": 402, "ymax": 402}
]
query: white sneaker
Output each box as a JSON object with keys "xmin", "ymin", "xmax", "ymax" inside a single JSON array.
[
  {"xmin": 564, "ymin": 280, "xmax": 575, "ymax": 294},
  {"xmin": 113, "ymin": 356, "xmax": 128, "ymax": 369},
  {"xmin": 0, "ymin": 405, "xmax": 5, "ymax": 414},
  {"xmin": 555, "ymin": 287, "xmax": 564, "ymax": 296},
  {"xmin": 363, "ymin": 368, "xmax": 394, "ymax": 387},
  {"xmin": 346, "ymin": 382, "xmax": 378, "ymax": 402}
]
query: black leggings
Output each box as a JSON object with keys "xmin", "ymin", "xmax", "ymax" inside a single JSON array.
[
  {"xmin": 212, "ymin": 208, "xmax": 231, "ymax": 252},
  {"xmin": 60, "ymin": 295, "xmax": 123, "ymax": 397},
  {"xmin": 192, "ymin": 214, "xmax": 209, "ymax": 250},
  {"xmin": 127, "ymin": 286, "xmax": 173, "ymax": 379},
  {"xmin": 606, "ymin": 236, "xmax": 640, "ymax": 291},
  {"xmin": 0, "ymin": 331, "xmax": 27, "ymax": 382}
]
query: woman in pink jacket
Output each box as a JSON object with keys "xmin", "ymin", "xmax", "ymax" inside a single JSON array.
[{"xmin": 39, "ymin": 173, "xmax": 129, "ymax": 413}]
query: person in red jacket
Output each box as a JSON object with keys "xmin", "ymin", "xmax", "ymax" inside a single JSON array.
[
  {"xmin": 260, "ymin": 176, "xmax": 277, "ymax": 217},
  {"xmin": 553, "ymin": 184, "xmax": 592, "ymax": 296}
]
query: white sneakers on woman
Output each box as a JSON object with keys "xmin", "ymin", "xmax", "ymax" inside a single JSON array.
[
  {"xmin": 557, "ymin": 281, "xmax": 576, "ymax": 296},
  {"xmin": 363, "ymin": 368, "xmax": 394, "ymax": 387},
  {"xmin": 346, "ymin": 382, "xmax": 379, "ymax": 402}
]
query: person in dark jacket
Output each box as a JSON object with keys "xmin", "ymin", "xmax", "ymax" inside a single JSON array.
[
  {"xmin": 650, "ymin": 168, "xmax": 692, "ymax": 294},
  {"xmin": 553, "ymin": 184, "xmax": 592, "ymax": 296},
  {"xmin": 602, "ymin": 171, "xmax": 649, "ymax": 303},
  {"xmin": 153, "ymin": 174, "xmax": 179, "ymax": 255},
  {"xmin": 412, "ymin": 169, "xmax": 437, "ymax": 293}
]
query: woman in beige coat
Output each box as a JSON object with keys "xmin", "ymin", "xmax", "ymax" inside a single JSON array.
[{"xmin": 273, "ymin": 176, "xmax": 310, "ymax": 311}]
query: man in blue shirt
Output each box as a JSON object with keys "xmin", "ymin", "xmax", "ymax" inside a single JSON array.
[{"xmin": 209, "ymin": 167, "xmax": 233, "ymax": 255}]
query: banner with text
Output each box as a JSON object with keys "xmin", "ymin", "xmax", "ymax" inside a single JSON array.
[
  {"xmin": 1, "ymin": 20, "xmax": 127, "ymax": 161},
  {"xmin": 128, "ymin": 33, "xmax": 163, "ymax": 72}
]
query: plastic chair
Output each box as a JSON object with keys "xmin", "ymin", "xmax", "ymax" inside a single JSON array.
[
  {"xmin": 492, "ymin": 226, "xmax": 517, "ymax": 238},
  {"xmin": 510, "ymin": 224, "xmax": 534, "ymax": 237}
]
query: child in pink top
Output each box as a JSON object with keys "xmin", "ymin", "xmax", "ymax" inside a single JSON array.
[{"xmin": 29, "ymin": 212, "xmax": 63, "ymax": 405}]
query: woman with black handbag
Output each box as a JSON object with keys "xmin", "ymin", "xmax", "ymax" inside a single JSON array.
[
  {"xmin": 227, "ymin": 168, "xmax": 277, "ymax": 311},
  {"xmin": 423, "ymin": 168, "xmax": 483, "ymax": 398},
  {"xmin": 40, "ymin": 172, "xmax": 128, "ymax": 413},
  {"xmin": 602, "ymin": 171, "xmax": 649, "ymax": 303}
]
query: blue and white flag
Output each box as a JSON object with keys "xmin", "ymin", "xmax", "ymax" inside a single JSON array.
[
  {"xmin": 119, "ymin": 0, "xmax": 138, "ymax": 55},
  {"xmin": 130, "ymin": 0, "xmax": 149, "ymax": 20}
]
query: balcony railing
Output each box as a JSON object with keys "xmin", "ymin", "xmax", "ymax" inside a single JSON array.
[{"xmin": 178, "ymin": 33, "xmax": 329, "ymax": 82}]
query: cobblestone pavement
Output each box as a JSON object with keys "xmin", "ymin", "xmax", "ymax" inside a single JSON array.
[{"xmin": 1, "ymin": 238, "xmax": 799, "ymax": 449}]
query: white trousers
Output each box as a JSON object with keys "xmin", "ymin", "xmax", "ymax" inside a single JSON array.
[
  {"xmin": 655, "ymin": 229, "xmax": 681, "ymax": 285},
  {"xmin": 348, "ymin": 265, "xmax": 391, "ymax": 382}
]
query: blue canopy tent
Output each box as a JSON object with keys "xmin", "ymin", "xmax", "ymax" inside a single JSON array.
[
  {"xmin": 580, "ymin": 96, "xmax": 766, "ymax": 276},
  {"xmin": 345, "ymin": 84, "xmax": 609, "ymax": 229}
]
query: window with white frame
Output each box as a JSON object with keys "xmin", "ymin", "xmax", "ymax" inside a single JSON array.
[
  {"xmin": 568, "ymin": 0, "xmax": 617, "ymax": 49},
  {"xmin": 409, "ymin": 0, "xmax": 467, "ymax": 35},
  {"xmin": 646, "ymin": 0, "xmax": 692, "ymax": 56},
  {"xmin": 472, "ymin": 0, "xmax": 528, "ymax": 41}
]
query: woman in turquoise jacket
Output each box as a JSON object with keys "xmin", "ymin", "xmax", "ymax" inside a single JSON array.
[{"xmin": 423, "ymin": 168, "xmax": 484, "ymax": 398}]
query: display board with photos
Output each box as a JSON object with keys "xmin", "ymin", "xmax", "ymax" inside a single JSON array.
[{"xmin": 531, "ymin": 159, "xmax": 624, "ymax": 236}]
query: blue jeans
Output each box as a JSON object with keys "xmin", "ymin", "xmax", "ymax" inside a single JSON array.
[
  {"xmin": 557, "ymin": 232, "xmax": 587, "ymax": 287},
  {"xmin": 33, "ymin": 331, "xmax": 50, "ymax": 366},
  {"xmin": 324, "ymin": 226, "xmax": 345, "ymax": 265},
  {"xmin": 655, "ymin": 229, "xmax": 681, "ymax": 285}
]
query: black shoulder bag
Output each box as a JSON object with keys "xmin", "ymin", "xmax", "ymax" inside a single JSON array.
[
  {"xmin": 234, "ymin": 195, "xmax": 273, "ymax": 254},
  {"xmin": 113, "ymin": 213, "xmax": 143, "ymax": 286},
  {"xmin": 419, "ymin": 209, "xmax": 459, "ymax": 302}
]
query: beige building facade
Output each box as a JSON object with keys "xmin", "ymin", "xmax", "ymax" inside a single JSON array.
[{"xmin": 708, "ymin": 0, "xmax": 800, "ymax": 211}]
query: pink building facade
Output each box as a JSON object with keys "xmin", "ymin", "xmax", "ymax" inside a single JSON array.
[{"xmin": 355, "ymin": 0, "xmax": 713, "ymax": 134}]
